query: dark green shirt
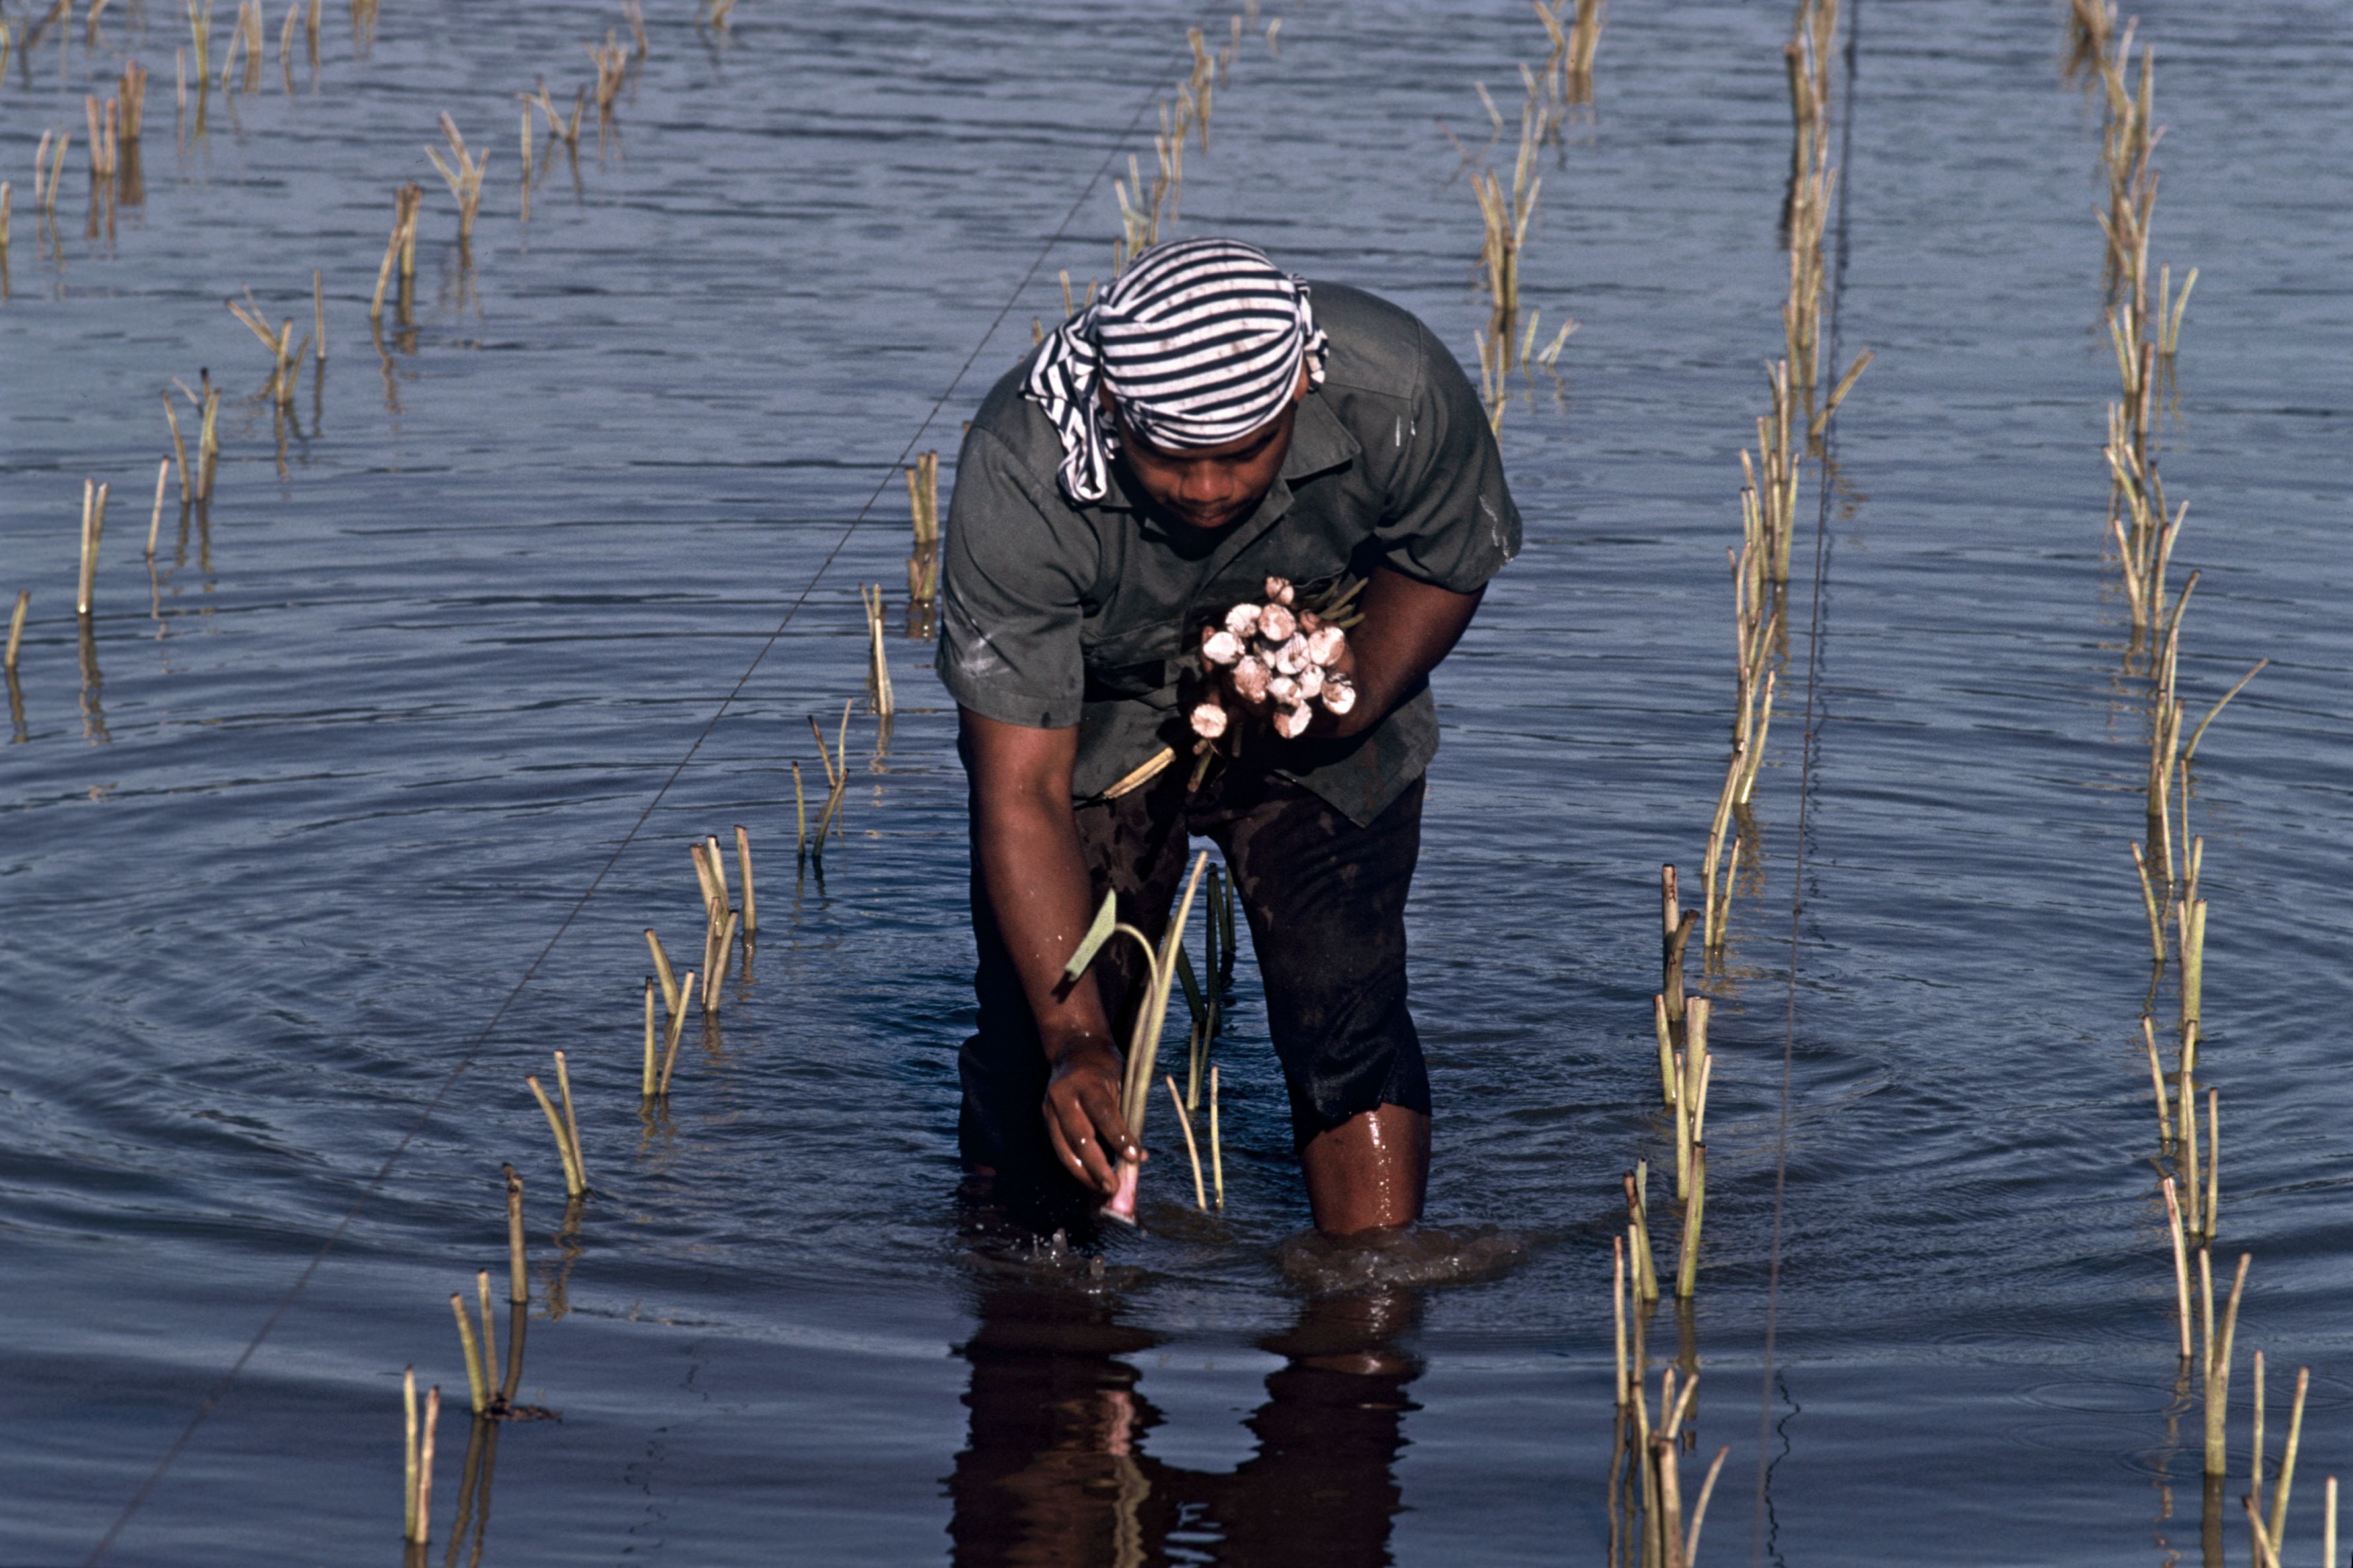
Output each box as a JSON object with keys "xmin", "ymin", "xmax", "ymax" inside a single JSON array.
[{"xmin": 934, "ymin": 282, "xmax": 1520, "ymax": 825}]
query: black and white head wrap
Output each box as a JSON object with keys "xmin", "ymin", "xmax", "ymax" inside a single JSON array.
[{"xmin": 1024, "ymin": 236, "xmax": 1330, "ymax": 505}]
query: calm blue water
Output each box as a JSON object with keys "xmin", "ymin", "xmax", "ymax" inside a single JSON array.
[{"xmin": 3, "ymin": 1, "xmax": 2350, "ymax": 1562}]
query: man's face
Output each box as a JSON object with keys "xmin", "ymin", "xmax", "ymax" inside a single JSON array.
[{"xmin": 1105, "ymin": 372, "xmax": 1306, "ymax": 532}]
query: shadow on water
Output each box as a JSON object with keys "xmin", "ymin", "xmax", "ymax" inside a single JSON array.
[
  {"xmin": 419, "ymin": 1296, "xmax": 553, "ymax": 1568},
  {"xmin": 944, "ymin": 1198, "xmax": 1528, "ymax": 1566},
  {"xmin": 948, "ymin": 1272, "xmax": 1424, "ymax": 1567}
]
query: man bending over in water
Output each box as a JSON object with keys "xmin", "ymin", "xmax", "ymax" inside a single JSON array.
[{"xmin": 938, "ymin": 237, "xmax": 1519, "ymax": 1235}]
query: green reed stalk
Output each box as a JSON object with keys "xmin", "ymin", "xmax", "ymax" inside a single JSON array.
[
  {"xmin": 657, "ymin": 971, "xmax": 694, "ymax": 1096},
  {"xmin": 689, "ymin": 839, "xmax": 720, "ymax": 923},
  {"xmin": 2157, "ymin": 263, "xmax": 2198, "ymax": 357},
  {"xmin": 502, "ymin": 1164, "xmax": 526, "ymax": 1304},
  {"xmin": 526, "ymin": 1075, "xmax": 583, "ymax": 1196},
  {"xmin": 806, "ymin": 710, "xmax": 851, "ymax": 851},
  {"xmin": 701, "ymin": 911, "xmax": 738, "ymax": 1010},
  {"xmin": 1164, "ymin": 1074, "xmax": 1206, "ymax": 1210},
  {"xmin": 1177, "ymin": 950, "xmax": 1210, "ymax": 1112},
  {"xmin": 2269, "ymin": 1365, "xmax": 2307, "ymax": 1548},
  {"xmin": 553, "ymin": 1051, "xmax": 586, "ymax": 1190},
  {"xmin": 196, "ymin": 384, "xmax": 219, "ymax": 499},
  {"xmin": 864, "ymin": 583, "xmax": 895, "ymax": 714},
  {"xmin": 1699, "ymin": 748, "xmax": 1743, "ymax": 950},
  {"xmin": 792, "ymin": 761, "xmax": 807, "ymax": 862},
  {"xmin": 1663, "ymin": 912, "xmax": 1695, "ymax": 1039},
  {"xmin": 1679, "ymin": 999, "xmax": 1711, "ymax": 1202},
  {"xmin": 1118, "ymin": 852, "xmax": 1210, "ymax": 1139},
  {"xmin": 1612, "ymin": 1234, "xmax": 1629, "ymax": 1409},
  {"xmin": 2204, "ymin": 1250, "xmax": 2249, "ymax": 1476},
  {"xmin": 187, "ymin": 0, "xmax": 213, "ymax": 85},
  {"xmin": 2179, "ymin": 661, "xmax": 2265, "ymax": 767},
  {"xmin": 697, "ymin": 908, "xmax": 721, "ymax": 1007},
  {"xmin": 706, "ymin": 833, "xmax": 731, "ymax": 917},
  {"xmin": 451, "ymin": 1291, "xmax": 487, "ymax": 1415},
  {"xmin": 147, "ymin": 458, "xmax": 170, "ymax": 559},
  {"xmin": 475, "ymin": 1271, "xmax": 497, "ymax": 1394},
  {"xmin": 402, "ymin": 1365, "xmax": 419, "ymax": 1540},
  {"xmin": 833, "ymin": 700, "xmax": 851, "ymax": 831},
  {"xmin": 77, "ymin": 480, "xmax": 109, "ymax": 618},
  {"xmin": 1209, "ymin": 1064, "xmax": 1223, "ymax": 1208},
  {"xmin": 1180, "ymin": 866, "xmax": 1224, "ymax": 1110},
  {"xmin": 1633, "ymin": 1383, "xmax": 1658, "ymax": 1564},
  {"xmin": 162, "ymin": 395, "xmax": 191, "ymax": 505},
  {"xmin": 2243, "ymin": 1495, "xmax": 2280, "ymax": 1568},
  {"xmin": 1219, "ymin": 866, "xmax": 1237, "ymax": 988},
  {"xmin": 2142, "ymin": 1017, "xmax": 2171, "ymax": 1142},
  {"xmin": 735, "ymin": 825, "xmax": 756, "ymax": 939},
  {"xmin": 424, "ymin": 114, "xmax": 488, "ymax": 247},
  {"xmin": 2204, "ymin": 1087, "xmax": 2218, "ymax": 1238},
  {"xmin": 1675, "ymin": 1143, "xmax": 1706, "ymax": 1300},
  {"xmin": 501, "ymin": 1297, "xmax": 526, "ymax": 1404},
  {"xmin": 1660, "ymin": 861, "xmax": 1680, "ymax": 976},
  {"xmin": 1653, "ymin": 994, "xmax": 1677, "ymax": 1109},
  {"xmin": 2178, "ymin": 1068, "xmax": 2200, "ymax": 1237},
  {"xmin": 2254, "ymin": 1351, "xmax": 2267, "ymax": 1518},
  {"xmin": 2199, "ymin": 1244, "xmax": 2214, "ymax": 1365},
  {"xmin": 1626, "ymin": 1163, "xmax": 1659, "ymax": 1303},
  {"xmin": 369, "ymin": 209, "xmax": 400, "ymax": 321},
  {"xmin": 2179, "ymin": 897, "xmax": 2206, "ymax": 1029},
  {"xmin": 641, "ymin": 978, "xmax": 658, "ymax": 1098},
  {"xmin": 414, "ymin": 1384, "xmax": 439, "ymax": 1543},
  {"xmin": 644, "ymin": 928, "xmax": 680, "ymax": 1018},
  {"xmin": 2161, "ymin": 1177, "xmax": 2191, "ymax": 1359},
  {"xmin": 905, "ymin": 452, "xmax": 941, "ymax": 619},
  {"xmin": 1685, "ymin": 1445, "xmax": 1730, "ymax": 1567},
  {"xmin": 1651, "ymin": 1433, "xmax": 1683, "ymax": 1565}
]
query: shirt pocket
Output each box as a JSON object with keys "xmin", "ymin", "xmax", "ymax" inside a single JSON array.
[
  {"xmin": 1078, "ymin": 618, "xmax": 1186, "ymax": 705},
  {"xmin": 1208, "ymin": 533, "xmax": 1358, "ymax": 612}
]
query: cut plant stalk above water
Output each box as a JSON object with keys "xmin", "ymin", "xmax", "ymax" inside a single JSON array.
[{"xmin": 1061, "ymin": 851, "xmax": 1212, "ymax": 1223}]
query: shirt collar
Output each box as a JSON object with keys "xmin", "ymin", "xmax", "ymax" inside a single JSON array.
[{"xmin": 1280, "ymin": 388, "xmax": 1362, "ymax": 483}]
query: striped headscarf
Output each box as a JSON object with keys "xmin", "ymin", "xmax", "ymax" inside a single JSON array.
[{"xmin": 1025, "ymin": 237, "xmax": 1330, "ymax": 504}]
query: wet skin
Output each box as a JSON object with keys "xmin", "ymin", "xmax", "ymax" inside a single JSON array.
[{"xmin": 961, "ymin": 379, "xmax": 1481, "ymax": 1234}]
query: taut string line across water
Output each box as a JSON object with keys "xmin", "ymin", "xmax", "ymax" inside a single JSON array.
[
  {"xmin": 83, "ymin": 13, "xmax": 1234, "ymax": 1561},
  {"xmin": 1751, "ymin": 0, "xmax": 1862, "ymax": 1561}
]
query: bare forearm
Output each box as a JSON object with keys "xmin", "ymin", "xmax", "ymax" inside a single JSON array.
[
  {"xmin": 962, "ymin": 707, "xmax": 1137, "ymax": 1192},
  {"xmin": 1327, "ymin": 568, "xmax": 1485, "ymax": 737},
  {"xmin": 976, "ymin": 798, "xmax": 1113, "ymax": 1058},
  {"xmin": 964, "ymin": 716, "xmax": 1113, "ymax": 1060}
]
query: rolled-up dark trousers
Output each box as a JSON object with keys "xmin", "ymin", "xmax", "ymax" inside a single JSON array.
[{"xmin": 958, "ymin": 740, "xmax": 1428, "ymax": 1185}]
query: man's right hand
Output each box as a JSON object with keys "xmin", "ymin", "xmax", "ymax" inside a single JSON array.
[
  {"xmin": 1043, "ymin": 1038, "xmax": 1140, "ymax": 1196},
  {"xmin": 962, "ymin": 707, "xmax": 1149, "ymax": 1199}
]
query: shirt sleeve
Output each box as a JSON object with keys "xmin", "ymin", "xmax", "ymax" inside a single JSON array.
[
  {"xmin": 1372, "ymin": 318, "xmax": 1524, "ymax": 592},
  {"xmin": 932, "ymin": 423, "xmax": 1091, "ymax": 730}
]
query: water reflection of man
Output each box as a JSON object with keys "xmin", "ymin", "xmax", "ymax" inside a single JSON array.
[
  {"xmin": 938, "ymin": 238, "xmax": 1520, "ymax": 1232},
  {"xmin": 948, "ymin": 1278, "xmax": 1422, "ymax": 1566}
]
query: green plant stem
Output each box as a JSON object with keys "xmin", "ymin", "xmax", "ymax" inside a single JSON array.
[
  {"xmin": 526, "ymin": 1075, "xmax": 582, "ymax": 1196},
  {"xmin": 452, "ymin": 1293, "xmax": 487, "ymax": 1415}
]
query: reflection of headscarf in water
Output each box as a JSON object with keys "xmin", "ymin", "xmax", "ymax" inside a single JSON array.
[{"xmin": 1024, "ymin": 236, "xmax": 1330, "ymax": 505}]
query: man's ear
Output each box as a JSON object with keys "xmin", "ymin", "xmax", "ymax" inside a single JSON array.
[{"xmin": 1290, "ymin": 364, "xmax": 1310, "ymax": 405}]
